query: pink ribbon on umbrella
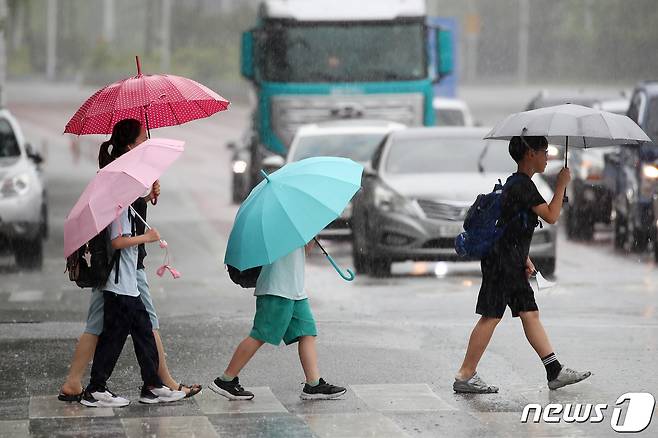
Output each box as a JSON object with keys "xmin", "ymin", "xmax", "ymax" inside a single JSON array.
[{"xmin": 129, "ymin": 206, "xmax": 181, "ymax": 280}]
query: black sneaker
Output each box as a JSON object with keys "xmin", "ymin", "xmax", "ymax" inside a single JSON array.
[
  {"xmin": 209, "ymin": 376, "xmax": 254, "ymax": 400},
  {"xmin": 300, "ymin": 378, "xmax": 347, "ymax": 400},
  {"xmin": 80, "ymin": 387, "xmax": 130, "ymax": 408}
]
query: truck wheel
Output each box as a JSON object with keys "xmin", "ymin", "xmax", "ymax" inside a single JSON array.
[
  {"xmin": 369, "ymin": 257, "xmax": 392, "ymax": 277},
  {"xmin": 351, "ymin": 239, "xmax": 369, "ymax": 274},
  {"xmin": 535, "ymin": 257, "xmax": 555, "ymax": 276},
  {"xmin": 14, "ymin": 236, "xmax": 44, "ymax": 270}
]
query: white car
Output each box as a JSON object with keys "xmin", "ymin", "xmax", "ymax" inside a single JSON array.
[
  {"xmin": 0, "ymin": 109, "xmax": 47, "ymax": 269},
  {"xmin": 432, "ymin": 97, "xmax": 474, "ymax": 127},
  {"xmin": 265, "ymin": 119, "xmax": 405, "ymax": 239}
]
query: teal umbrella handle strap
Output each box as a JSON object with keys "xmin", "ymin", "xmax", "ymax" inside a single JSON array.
[{"xmin": 313, "ymin": 238, "xmax": 355, "ymax": 282}]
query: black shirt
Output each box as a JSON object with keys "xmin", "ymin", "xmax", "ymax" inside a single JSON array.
[
  {"xmin": 490, "ymin": 173, "xmax": 546, "ymax": 269},
  {"xmin": 131, "ymin": 197, "xmax": 148, "ymax": 270}
]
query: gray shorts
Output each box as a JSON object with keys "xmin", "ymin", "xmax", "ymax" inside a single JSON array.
[{"xmin": 84, "ymin": 269, "xmax": 159, "ymax": 335}]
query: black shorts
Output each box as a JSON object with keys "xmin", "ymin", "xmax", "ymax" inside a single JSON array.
[{"xmin": 476, "ymin": 260, "xmax": 538, "ymax": 318}]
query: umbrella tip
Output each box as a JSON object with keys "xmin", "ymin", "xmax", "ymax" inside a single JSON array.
[
  {"xmin": 260, "ymin": 169, "xmax": 271, "ymax": 182},
  {"xmin": 135, "ymin": 56, "xmax": 142, "ymax": 76}
]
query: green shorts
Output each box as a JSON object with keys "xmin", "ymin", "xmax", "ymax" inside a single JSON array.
[{"xmin": 250, "ymin": 295, "xmax": 317, "ymax": 346}]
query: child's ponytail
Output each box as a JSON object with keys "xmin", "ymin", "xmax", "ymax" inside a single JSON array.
[
  {"xmin": 98, "ymin": 140, "xmax": 113, "ymax": 169},
  {"xmin": 97, "ymin": 118, "xmax": 142, "ymax": 169}
]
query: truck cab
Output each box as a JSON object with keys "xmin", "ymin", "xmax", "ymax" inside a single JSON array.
[{"xmin": 238, "ymin": 0, "xmax": 453, "ymax": 197}]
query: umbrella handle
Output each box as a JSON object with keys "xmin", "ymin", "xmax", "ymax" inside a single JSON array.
[
  {"xmin": 563, "ymin": 137, "xmax": 569, "ymax": 204},
  {"xmin": 324, "ymin": 252, "xmax": 355, "ymax": 282}
]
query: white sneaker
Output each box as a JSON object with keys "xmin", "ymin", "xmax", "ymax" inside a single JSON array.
[
  {"xmin": 139, "ymin": 385, "xmax": 186, "ymax": 404},
  {"xmin": 80, "ymin": 387, "xmax": 130, "ymax": 408},
  {"xmin": 548, "ymin": 367, "xmax": 592, "ymax": 390}
]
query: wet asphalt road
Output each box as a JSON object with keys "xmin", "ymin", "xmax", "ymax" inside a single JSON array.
[{"xmin": 0, "ymin": 82, "xmax": 656, "ymax": 437}]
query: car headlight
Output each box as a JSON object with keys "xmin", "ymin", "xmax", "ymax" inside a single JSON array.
[
  {"xmin": 642, "ymin": 164, "xmax": 658, "ymax": 179},
  {"xmin": 640, "ymin": 164, "xmax": 658, "ymax": 198},
  {"xmin": 232, "ymin": 160, "xmax": 247, "ymax": 174},
  {"xmin": 0, "ymin": 172, "xmax": 31, "ymax": 198},
  {"xmin": 373, "ymin": 184, "xmax": 417, "ymax": 216}
]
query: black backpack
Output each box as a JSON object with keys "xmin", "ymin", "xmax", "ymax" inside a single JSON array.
[
  {"xmin": 226, "ymin": 264, "xmax": 262, "ymax": 288},
  {"xmin": 66, "ymin": 227, "xmax": 121, "ymax": 289}
]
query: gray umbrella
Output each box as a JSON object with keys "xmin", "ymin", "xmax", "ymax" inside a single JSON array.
[{"xmin": 484, "ymin": 103, "xmax": 651, "ymax": 201}]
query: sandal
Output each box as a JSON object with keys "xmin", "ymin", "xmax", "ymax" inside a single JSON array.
[
  {"xmin": 58, "ymin": 391, "xmax": 83, "ymax": 402},
  {"xmin": 178, "ymin": 383, "xmax": 202, "ymax": 398}
]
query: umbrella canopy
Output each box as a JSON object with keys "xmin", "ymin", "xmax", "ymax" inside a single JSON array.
[
  {"xmin": 224, "ymin": 156, "xmax": 363, "ymax": 280},
  {"xmin": 64, "ymin": 57, "xmax": 229, "ymax": 136},
  {"xmin": 64, "ymin": 137, "xmax": 184, "ymax": 257},
  {"xmin": 485, "ymin": 103, "xmax": 650, "ymax": 148}
]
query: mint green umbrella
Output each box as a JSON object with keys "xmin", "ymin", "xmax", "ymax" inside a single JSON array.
[{"xmin": 224, "ymin": 157, "xmax": 363, "ymax": 281}]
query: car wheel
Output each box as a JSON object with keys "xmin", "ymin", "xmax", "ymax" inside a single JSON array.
[
  {"xmin": 626, "ymin": 213, "xmax": 649, "ymax": 252},
  {"xmin": 535, "ymin": 257, "xmax": 555, "ymax": 276},
  {"xmin": 369, "ymin": 257, "xmax": 392, "ymax": 277},
  {"xmin": 566, "ymin": 207, "xmax": 594, "ymax": 241},
  {"xmin": 351, "ymin": 237, "xmax": 369, "ymax": 274},
  {"xmin": 631, "ymin": 228, "xmax": 649, "ymax": 252},
  {"xmin": 14, "ymin": 235, "xmax": 44, "ymax": 270},
  {"xmin": 41, "ymin": 204, "xmax": 49, "ymax": 239},
  {"xmin": 613, "ymin": 212, "xmax": 627, "ymax": 250}
]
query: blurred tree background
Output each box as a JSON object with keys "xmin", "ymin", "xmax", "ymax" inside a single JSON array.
[
  {"xmin": 5, "ymin": 0, "xmax": 259, "ymax": 101},
  {"xmin": 5, "ymin": 0, "xmax": 658, "ymax": 99},
  {"xmin": 430, "ymin": 0, "xmax": 658, "ymax": 84}
]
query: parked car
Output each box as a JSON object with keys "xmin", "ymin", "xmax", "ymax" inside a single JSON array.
[
  {"xmin": 351, "ymin": 127, "xmax": 557, "ymax": 277},
  {"xmin": 264, "ymin": 119, "xmax": 405, "ymax": 239},
  {"xmin": 432, "ymin": 97, "xmax": 474, "ymax": 127},
  {"xmin": 228, "ymin": 129, "xmax": 255, "ymax": 204},
  {"xmin": 525, "ymin": 91, "xmax": 629, "ymax": 240},
  {"xmin": 0, "ymin": 109, "xmax": 47, "ymax": 269},
  {"xmin": 604, "ymin": 82, "xmax": 658, "ymax": 251}
]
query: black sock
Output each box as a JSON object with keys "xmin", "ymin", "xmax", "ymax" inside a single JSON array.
[{"xmin": 542, "ymin": 353, "xmax": 562, "ymax": 381}]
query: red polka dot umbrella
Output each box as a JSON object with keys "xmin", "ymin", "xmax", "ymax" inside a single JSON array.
[{"xmin": 64, "ymin": 56, "xmax": 230, "ymax": 136}]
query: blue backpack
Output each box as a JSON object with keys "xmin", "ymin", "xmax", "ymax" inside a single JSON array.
[{"xmin": 454, "ymin": 174, "xmax": 528, "ymax": 259}]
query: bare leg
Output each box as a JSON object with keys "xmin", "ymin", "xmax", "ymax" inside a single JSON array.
[
  {"xmin": 224, "ymin": 336, "xmax": 265, "ymax": 378},
  {"xmin": 518, "ymin": 311, "xmax": 554, "ymax": 358},
  {"xmin": 152, "ymin": 330, "xmax": 183, "ymax": 391},
  {"xmin": 60, "ymin": 333, "xmax": 98, "ymax": 394},
  {"xmin": 456, "ymin": 316, "xmax": 501, "ymax": 380},
  {"xmin": 298, "ymin": 336, "xmax": 320, "ymax": 383}
]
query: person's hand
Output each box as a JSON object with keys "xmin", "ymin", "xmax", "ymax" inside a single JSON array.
[
  {"xmin": 152, "ymin": 180, "xmax": 161, "ymax": 199},
  {"xmin": 525, "ymin": 257, "xmax": 536, "ymax": 279},
  {"xmin": 144, "ymin": 228, "xmax": 161, "ymax": 243},
  {"xmin": 557, "ymin": 167, "xmax": 571, "ymax": 188}
]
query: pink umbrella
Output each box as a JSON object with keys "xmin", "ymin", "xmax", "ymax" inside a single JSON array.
[
  {"xmin": 64, "ymin": 57, "xmax": 229, "ymax": 136},
  {"xmin": 64, "ymin": 137, "xmax": 184, "ymax": 258}
]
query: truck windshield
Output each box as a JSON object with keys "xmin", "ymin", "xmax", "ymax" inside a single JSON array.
[{"xmin": 261, "ymin": 20, "xmax": 425, "ymax": 82}]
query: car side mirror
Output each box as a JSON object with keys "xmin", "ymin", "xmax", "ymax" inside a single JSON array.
[
  {"xmin": 25, "ymin": 143, "xmax": 44, "ymax": 165},
  {"xmin": 363, "ymin": 163, "xmax": 377, "ymax": 177}
]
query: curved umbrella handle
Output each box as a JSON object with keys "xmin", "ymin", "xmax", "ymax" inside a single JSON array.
[{"xmin": 323, "ymin": 253, "xmax": 355, "ymax": 282}]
